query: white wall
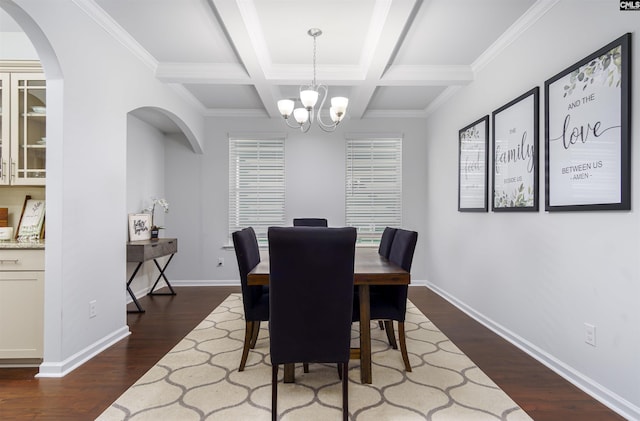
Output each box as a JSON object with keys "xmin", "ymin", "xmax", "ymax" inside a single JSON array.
[
  {"xmin": 0, "ymin": 31, "xmax": 37, "ymax": 59},
  {"xmin": 164, "ymin": 116, "xmax": 429, "ymax": 283},
  {"xmin": 423, "ymin": 2, "xmax": 640, "ymax": 418},
  {"xmin": 2, "ymin": 0, "xmax": 206, "ymax": 376}
]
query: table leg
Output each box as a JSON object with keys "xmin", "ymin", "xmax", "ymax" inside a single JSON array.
[
  {"xmin": 284, "ymin": 363, "xmax": 295, "ymax": 383},
  {"xmin": 359, "ymin": 284, "xmax": 372, "ymax": 384},
  {"xmin": 127, "ymin": 262, "xmax": 145, "ymax": 313},
  {"xmin": 148, "ymin": 254, "xmax": 176, "ymax": 295}
]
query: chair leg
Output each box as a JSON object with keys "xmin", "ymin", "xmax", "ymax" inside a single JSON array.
[
  {"xmin": 303, "ymin": 362, "xmax": 309, "ymax": 373},
  {"xmin": 342, "ymin": 362, "xmax": 349, "ymax": 421},
  {"xmin": 378, "ymin": 320, "xmax": 385, "ymax": 330},
  {"xmin": 337, "ymin": 363, "xmax": 342, "ymax": 380},
  {"xmin": 384, "ymin": 320, "xmax": 398, "ymax": 349},
  {"xmin": 398, "ymin": 322, "xmax": 412, "ymax": 372},
  {"xmin": 272, "ymin": 363, "xmax": 278, "ymax": 421},
  {"xmin": 239, "ymin": 321, "xmax": 254, "ymax": 371},
  {"xmin": 250, "ymin": 320, "xmax": 261, "ymax": 349}
]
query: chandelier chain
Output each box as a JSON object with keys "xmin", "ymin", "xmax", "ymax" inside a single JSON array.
[{"xmin": 312, "ymin": 35, "xmax": 317, "ymax": 87}]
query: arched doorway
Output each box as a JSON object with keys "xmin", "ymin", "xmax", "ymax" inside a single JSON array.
[{"xmin": 0, "ymin": 0, "xmax": 64, "ymax": 370}]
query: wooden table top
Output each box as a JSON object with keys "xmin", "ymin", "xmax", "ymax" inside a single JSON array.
[{"xmin": 247, "ymin": 247, "xmax": 410, "ymax": 286}]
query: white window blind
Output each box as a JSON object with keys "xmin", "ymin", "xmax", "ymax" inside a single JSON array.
[
  {"xmin": 229, "ymin": 138, "xmax": 285, "ymax": 245},
  {"xmin": 346, "ymin": 137, "xmax": 402, "ymax": 245}
]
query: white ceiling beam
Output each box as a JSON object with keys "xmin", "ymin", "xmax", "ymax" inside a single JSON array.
[
  {"xmin": 210, "ymin": 0, "xmax": 279, "ymax": 117},
  {"xmin": 347, "ymin": 0, "xmax": 421, "ymax": 119},
  {"xmin": 266, "ymin": 64, "xmax": 365, "ymax": 85}
]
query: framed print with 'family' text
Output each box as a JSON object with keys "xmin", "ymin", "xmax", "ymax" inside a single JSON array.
[{"xmin": 492, "ymin": 87, "xmax": 539, "ymax": 212}]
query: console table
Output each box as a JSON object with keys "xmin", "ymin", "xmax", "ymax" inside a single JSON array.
[{"xmin": 126, "ymin": 238, "xmax": 178, "ymax": 313}]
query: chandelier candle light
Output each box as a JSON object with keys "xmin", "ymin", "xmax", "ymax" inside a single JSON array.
[{"xmin": 277, "ymin": 28, "xmax": 348, "ymax": 133}]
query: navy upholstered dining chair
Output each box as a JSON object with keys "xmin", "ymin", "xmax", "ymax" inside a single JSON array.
[
  {"xmin": 356, "ymin": 228, "xmax": 418, "ymax": 372},
  {"xmin": 268, "ymin": 226, "xmax": 356, "ymax": 421},
  {"xmin": 292, "ymin": 218, "xmax": 328, "ymax": 227},
  {"xmin": 232, "ymin": 227, "xmax": 269, "ymax": 372},
  {"xmin": 374, "ymin": 226, "xmax": 398, "ymax": 330},
  {"xmin": 377, "ymin": 227, "xmax": 397, "ymax": 259}
]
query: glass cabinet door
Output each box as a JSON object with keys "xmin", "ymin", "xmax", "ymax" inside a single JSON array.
[
  {"xmin": 11, "ymin": 73, "xmax": 46, "ymax": 185},
  {"xmin": 0, "ymin": 73, "xmax": 9, "ymax": 185}
]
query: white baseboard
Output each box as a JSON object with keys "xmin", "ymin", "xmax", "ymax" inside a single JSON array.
[
  {"xmin": 170, "ymin": 279, "xmax": 240, "ymax": 287},
  {"xmin": 426, "ymin": 282, "xmax": 639, "ymax": 421},
  {"xmin": 37, "ymin": 326, "xmax": 130, "ymax": 378},
  {"xmin": 127, "ymin": 280, "xmax": 239, "ymax": 303}
]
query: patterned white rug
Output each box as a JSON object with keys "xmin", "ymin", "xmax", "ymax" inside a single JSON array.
[{"xmin": 97, "ymin": 293, "xmax": 532, "ymax": 420}]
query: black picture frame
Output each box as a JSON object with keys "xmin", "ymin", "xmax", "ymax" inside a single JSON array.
[
  {"xmin": 544, "ymin": 33, "xmax": 631, "ymax": 211},
  {"xmin": 458, "ymin": 115, "xmax": 489, "ymax": 212},
  {"xmin": 492, "ymin": 87, "xmax": 539, "ymax": 212}
]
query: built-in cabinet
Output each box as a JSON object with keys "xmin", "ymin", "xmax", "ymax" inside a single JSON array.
[
  {"xmin": 0, "ymin": 248, "xmax": 44, "ymax": 361},
  {"xmin": 0, "ymin": 71, "xmax": 46, "ymax": 186},
  {"xmin": 0, "ymin": 61, "xmax": 46, "ymax": 365}
]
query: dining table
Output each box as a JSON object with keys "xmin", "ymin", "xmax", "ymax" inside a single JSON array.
[{"xmin": 247, "ymin": 247, "xmax": 410, "ymax": 384}]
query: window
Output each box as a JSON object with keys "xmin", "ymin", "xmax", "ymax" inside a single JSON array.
[
  {"xmin": 229, "ymin": 137, "xmax": 285, "ymax": 245},
  {"xmin": 346, "ymin": 137, "xmax": 402, "ymax": 245}
]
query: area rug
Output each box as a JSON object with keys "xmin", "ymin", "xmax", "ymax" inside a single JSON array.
[{"xmin": 97, "ymin": 293, "xmax": 532, "ymax": 420}]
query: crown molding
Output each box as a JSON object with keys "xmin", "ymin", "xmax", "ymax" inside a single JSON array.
[
  {"xmin": 164, "ymin": 83, "xmax": 207, "ymax": 113},
  {"xmin": 0, "ymin": 60, "xmax": 42, "ymax": 72},
  {"xmin": 71, "ymin": 0, "xmax": 157, "ymax": 71},
  {"xmin": 423, "ymin": 85, "xmax": 462, "ymax": 118},
  {"xmin": 472, "ymin": 0, "xmax": 560, "ymax": 73},
  {"xmin": 156, "ymin": 62, "xmax": 250, "ymax": 83},
  {"xmin": 363, "ymin": 109, "xmax": 428, "ymax": 119},
  {"xmin": 204, "ymin": 108, "xmax": 268, "ymax": 118},
  {"xmin": 382, "ymin": 65, "xmax": 473, "ymax": 85}
]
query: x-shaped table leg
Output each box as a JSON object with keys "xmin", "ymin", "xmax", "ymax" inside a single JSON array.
[
  {"xmin": 127, "ymin": 262, "xmax": 145, "ymax": 313},
  {"xmin": 148, "ymin": 254, "xmax": 176, "ymax": 295}
]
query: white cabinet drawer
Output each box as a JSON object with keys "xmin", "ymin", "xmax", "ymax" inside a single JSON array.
[
  {"xmin": 0, "ymin": 270, "xmax": 44, "ymax": 359},
  {"xmin": 0, "ymin": 249, "xmax": 44, "ymax": 271}
]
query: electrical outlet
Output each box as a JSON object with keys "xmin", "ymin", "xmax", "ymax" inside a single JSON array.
[
  {"xmin": 89, "ymin": 300, "xmax": 97, "ymax": 318},
  {"xmin": 584, "ymin": 323, "xmax": 596, "ymax": 346},
  {"xmin": 217, "ymin": 257, "xmax": 224, "ymax": 267}
]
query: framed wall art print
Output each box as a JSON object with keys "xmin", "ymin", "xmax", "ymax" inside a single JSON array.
[
  {"xmin": 492, "ymin": 87, "xmax": 539, "ymax": 212},
  {"xmin": 544, "ymin": 33, "xmax": 631, "ymax": 211},
  {"xmin": 458, "ymin": 115, "xmax": 489, "ymax": 212},
  {"xmin": 128, "ymin": 213, "xmax": 152, "ymax": 241}
]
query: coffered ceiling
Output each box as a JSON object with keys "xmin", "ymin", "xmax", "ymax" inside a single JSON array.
[{"xmin": 6, "ymin": 0, "xmax": 558, "ymax": 124}]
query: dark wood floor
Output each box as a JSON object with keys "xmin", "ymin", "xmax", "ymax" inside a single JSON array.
[{"xmin": 0, "ymin": 286, "xmax": 624, "ymax": 420}]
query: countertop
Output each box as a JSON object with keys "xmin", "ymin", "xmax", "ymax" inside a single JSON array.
[{"xmin": 0, "ymin": 240, "xmax": 45, "ymax": 249}]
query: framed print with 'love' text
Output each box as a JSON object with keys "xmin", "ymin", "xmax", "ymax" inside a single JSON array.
[{"xmin": 545, "ymin": 33, "xmax": 631, "ymax": 211}]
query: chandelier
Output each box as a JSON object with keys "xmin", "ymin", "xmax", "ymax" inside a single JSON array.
[{"xmin": 277, "ymin": 28, "xmax": 348, "ymax": 133}]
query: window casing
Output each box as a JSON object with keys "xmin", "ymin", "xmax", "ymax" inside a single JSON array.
[
  {"xmin": 346, "ymin": 137, "xmax": 402, "ymax": 245},
  {"xmin": 229, "ymin": 137, "xmax": 285, "ymax": 246}
]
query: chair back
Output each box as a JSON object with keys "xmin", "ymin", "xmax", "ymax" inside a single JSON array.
[
  {"xmin": 268, "ymin": 226, "xmax": 356, "ymax": 365},
  {"xmin": 388, "ymin": 229, "xmax": 418, "ymax": 272},
  {"xmin": 378, "ymin": 227, "xmax": 397, "ymax": 259},
  {"xmin": 232, "ymin": 227, "xmax": 265, "ymax": 319},
  {"xmin": 293, "ymin": 218, "xmax": 328, "ymax": 227},
  {"xmin": 373, "ymin": 228, "xmax": 417, "ymax": 322}
]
